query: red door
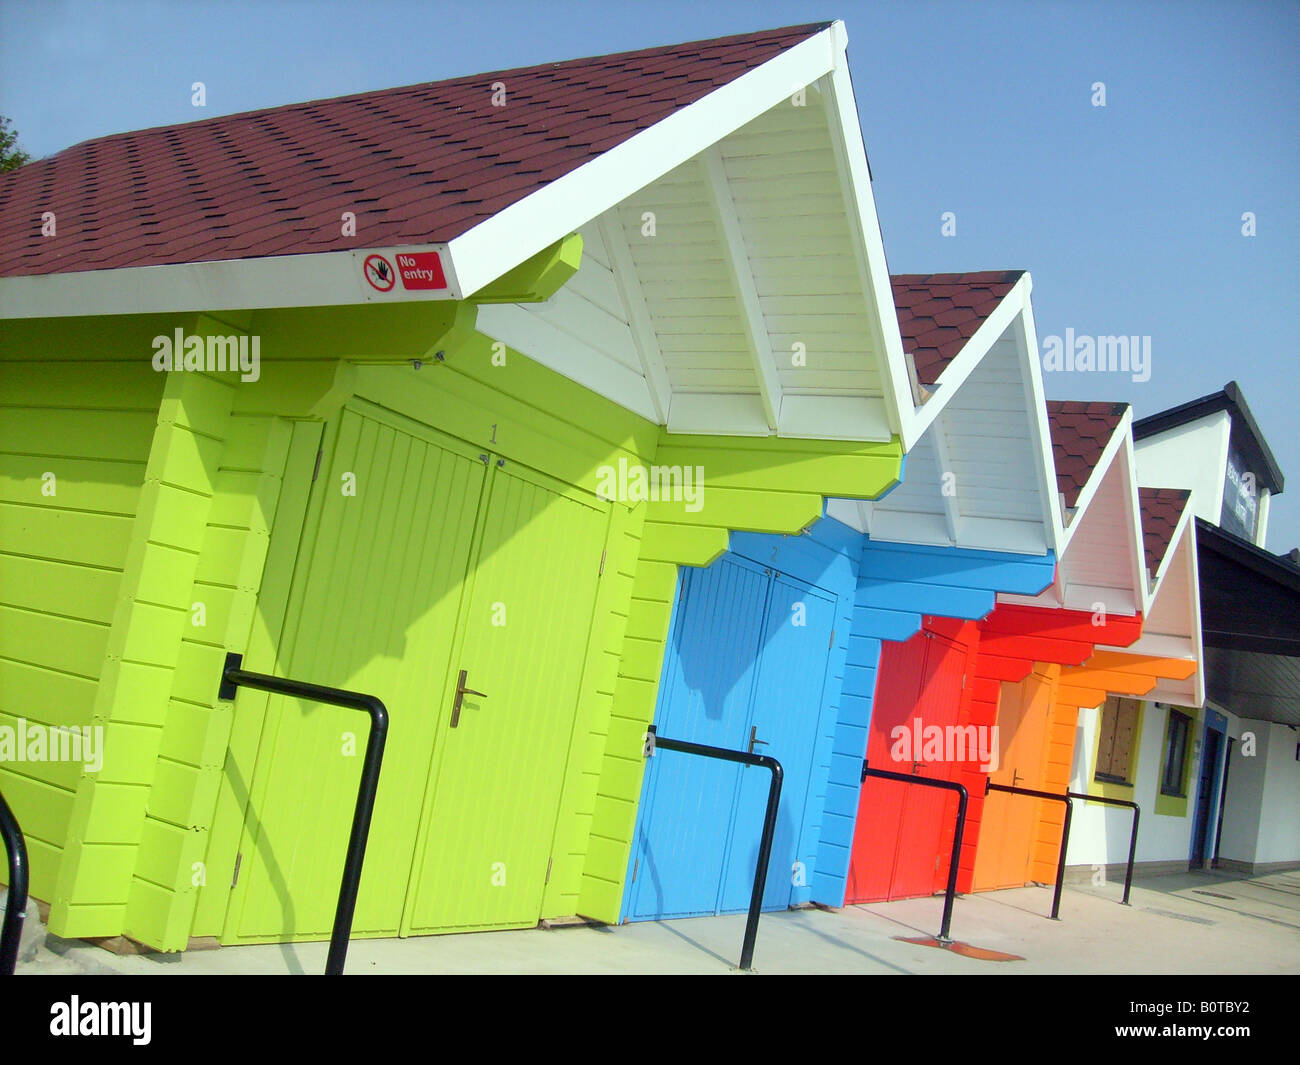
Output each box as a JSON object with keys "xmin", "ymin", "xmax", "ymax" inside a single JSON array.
[
  {"xmin": 848, "ymin": 632, "xmax": 926, "ymax": 902},
  {"xmin": 847, "ymin": 623, "xmax": 972, "ymax": 903}
]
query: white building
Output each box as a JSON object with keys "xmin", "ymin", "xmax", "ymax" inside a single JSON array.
[{"xmin": 1066, "ymin": 382, "xmax": 1299, "ymax": 878}]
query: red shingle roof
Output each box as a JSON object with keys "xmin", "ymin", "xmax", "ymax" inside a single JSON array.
[
  {"xmin": 1046, "ymin": 400, "xmax": 1129, "ymax": 509},
  {"xmin": 891, "ymin": 271, "xmax": 1024, "ymax": 385},
  {"xmin": 0, "ymin": 23, "xmax": 830, "ymax": 278},
  {"xmin": 1139, "ymin": 487, "xmax": 1191, "ymax": 576}
]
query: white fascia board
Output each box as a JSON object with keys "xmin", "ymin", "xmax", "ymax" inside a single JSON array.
[
  {"xmin": 820, "ymin": 21, "xmax": 913, "ymax": 447},
  {"xmin": 0, "ymin": 242, "xmax": 461, "ymax": 319},
  {"xmin": 898, "ymin": 275, "xmax": 1055, "ymax": 556},
  {"xmin": 1145, "ymin": 495, "xmax": 1195, "ymax": 610},
  {"xmin": 1059, "ymin": 581, "xmax": 1140, "ymax": 616},
  {"xmin": 446, "ymin": 27, "xmax": 841, "ymax": 299},
  {"xmin": 907, "ymin": 280, "xmax": 1024, "ymax": 441},
  {"xmin": 1014, "ymin": 276, "xmax": 1067, "ymax": 554},
  {"xmin": 1185, "ymin": 516, "xmax": 1206, "ymax": 707},
  {"xmin": 778, "ymin": 395, "xmax": 893, "ymax": 441},
  {"xmin": 1146, "ymin": 681, "xmax": 1200, "ymax": 707},
  {"xmin": 667, "ymin": 392, "xmax": 770, "ymax": 436},
  {"xmin": 957, "ymin": 517, "xmax": 1052, "ymax": 556},
  {"xmin": 862, "ymin": 510, "xmax": 1049, "ymax": 555},
  {"xmin": 680, "ymin": 393, "xmax": 893, "ymax": 441},
  {"xmin": 1059, "ymin": 426, "xmax": 1146, "ymax": 611},
  {"xmin": 863, "ymin": 509, "xmax": 953, "ymax": 547},
  {"xmin": 1066, "ymin": 407, "xmax": 1134, "ymax": 527},
  {"xmin": 1117, "ymin": 434, "xmax": 1151, "ymax": 611},
  {"xmin": 2, "ymin": 27, "xmax": 843, "ymax": 322},
  {"xmin": 1055, "ymin": 412, "xmax": 1146, "ymax": 616},
  {"xmin": 1096, "ymin": 633, "xmax": 1194, "ymax": 660},
  {"xmin": 998, "ymin": 582, "xmax": 1065, "ymax": 609}
]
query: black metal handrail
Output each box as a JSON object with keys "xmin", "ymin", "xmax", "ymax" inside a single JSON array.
[
  {"xmin": 219, "ymin": 652, "xmax": 389, "ymax": 976},
  {"xmin": 0, "ymin": 790, "xmax": 28, "ymax": 976},
  {"xmin": 645, "ymin": 725, "xmax": 783, "ymax": 971},
  {"xmin": 1067, "ymin": 791, "xmax": 1140, "ymax": 904},
  {"xmin": 861, "ymin": 760, "xmax": 968, "ymax": 942},
  {"xmin": 985, "ymin": 781, "xmax": 1073, "ymax": 919}
]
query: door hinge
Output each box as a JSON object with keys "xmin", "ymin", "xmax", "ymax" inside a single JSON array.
[
  {"xmin": 631, "ymin": 858, "xmax": 639, "ymax": 883},
  {"xmin": 544, "ymin": 857, "xmax": 553, "ymax": 884},
  {"xmin": 311, "ymin": 448, "xmax": 323, "ymax": 482},
  {"xmin": 231, "ymin": 852, "xmax": 243, "ymax": 888},
  {"xmin": 599, "ymin": 549, "xmax": 606, "ymax": 576},
  {"xmin": 829, "ymin": 628, "xmax": 835, "ymax": 649}
]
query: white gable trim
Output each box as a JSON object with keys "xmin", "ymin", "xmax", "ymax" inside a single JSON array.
[{"xmin": 448, "ymin": 27, "xmax": 841, "ymax": 299}]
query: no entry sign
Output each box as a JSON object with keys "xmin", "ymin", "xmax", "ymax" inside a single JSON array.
[
  {"xmin": 355, "ymin": 245, "xmax": 457, "ymax": 300},
  {"xmin": 395, "ymin": 252, "xmax": 447, "ymax": 290},
  {"xmin": 363, "ymin": 254, "xmax": 396, "ymax": 292}
]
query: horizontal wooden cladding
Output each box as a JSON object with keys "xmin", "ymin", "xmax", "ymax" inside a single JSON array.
[
  {"xmin": 980, "ymin": 603, "xmax": 1144, "ymax": 647},
  {"xmin": 0, "ymin": 370, "xmax": 157, "ymax": 856},
  {"xmin": 1063, "ymin": 466, "xmax": 1138, "ymax": 588},
  {"xmin": 1057, "ymin": 651, "xmax": 1199, "ymax": 708},
  {"xmin": 0, "ymin": 361, "xmax": 163, "ymax": 879},
  {"xmin": 653, "ymin": 434, "xmax": 901, "ymax": 496},
  {"xmin": 0, "ymin": 315, "xmax": 204, "ymax": 363},
  {"xmin": 612, "ymin": 93, "xmax": 886, "ymax": 409}
]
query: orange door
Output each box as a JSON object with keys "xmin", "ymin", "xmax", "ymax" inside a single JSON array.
[{"xmin": 972, "ymin": 667, "xmax": 1052, "ymax": 891}]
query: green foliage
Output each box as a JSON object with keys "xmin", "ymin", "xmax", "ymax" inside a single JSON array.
[{"xmin": 1, "ymin": 116, "xmax": 32, "ymax": 172}]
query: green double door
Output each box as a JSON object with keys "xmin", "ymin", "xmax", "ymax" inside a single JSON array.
[{"xmin": 224, "ymin": 401, "xmax": 608, "ymax": 941}]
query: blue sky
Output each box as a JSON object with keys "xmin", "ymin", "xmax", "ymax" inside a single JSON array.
[{"xmin": 2, "ymin": 0, "xmax": 1297, "ymax": 549}]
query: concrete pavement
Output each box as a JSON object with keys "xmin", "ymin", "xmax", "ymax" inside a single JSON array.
[{"xmin": 11, "ymin": 867, "xmax": 1298, "ymax": 975}]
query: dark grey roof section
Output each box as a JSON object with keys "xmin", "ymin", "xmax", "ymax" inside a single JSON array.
[
  {"xmin": 1133, "ymin": 381, "xmax": 1284, "ymax": 495},
  {"xmin": 1197, "ymin": 518, "xmax": 1300, "ymax": 726}
]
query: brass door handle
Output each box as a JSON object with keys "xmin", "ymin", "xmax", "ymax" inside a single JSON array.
[
  {"xmin": 450, "ymin": 669, "xmax": 487, "ymax": 728},
  {"xmin": 747, "ymin": 725, "xmax": 769, "ymax": 756}
]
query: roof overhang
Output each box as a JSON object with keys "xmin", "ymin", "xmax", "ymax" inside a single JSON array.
[
  {"xmin": 998, "ymin": 406, "xmax": 1144, "ymax": 610},
  {"xmin": 0, "ymin": 22, "xmax": 915, "ymax": 452},
  {"xmin": 1094, "ymin": 498, "xmax": 1204, "ymax": 706},
  {"xmin": 472, "ymin": 20, "xmax": 913, "ymax": 444},
  {"xmin": 824, "ymin": 274, "xmax": 1061, "ymax": 555}
]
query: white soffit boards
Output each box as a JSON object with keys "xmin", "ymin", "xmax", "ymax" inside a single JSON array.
[
  {"xmin": 478, "ymin": 20, "xmax": 916, "ymax": 446},
  {"xmin": 825, "ymin": 276, "xmax": 1063, "ymax": 558},
  {"xmin": 1098, "ymin": 500, "xmax": 1205, "ymax": 707},
  {"xmin": 998, "ymin": 409, "xmax": 1146, "ymax": 613}
]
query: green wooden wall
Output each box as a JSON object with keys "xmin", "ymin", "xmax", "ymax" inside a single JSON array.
[{"xmin": 0, "ymin": 350, "xmax": 165, "ymax": 906}]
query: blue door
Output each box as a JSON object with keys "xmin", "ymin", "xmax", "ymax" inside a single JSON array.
[
  {"xmin": 1190, "ymin": 710, "xmax": 1228, "ymax": 867},
  {"xmin": 623, "ymin": 555, "xmax": 840, "ymax": 921}
]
